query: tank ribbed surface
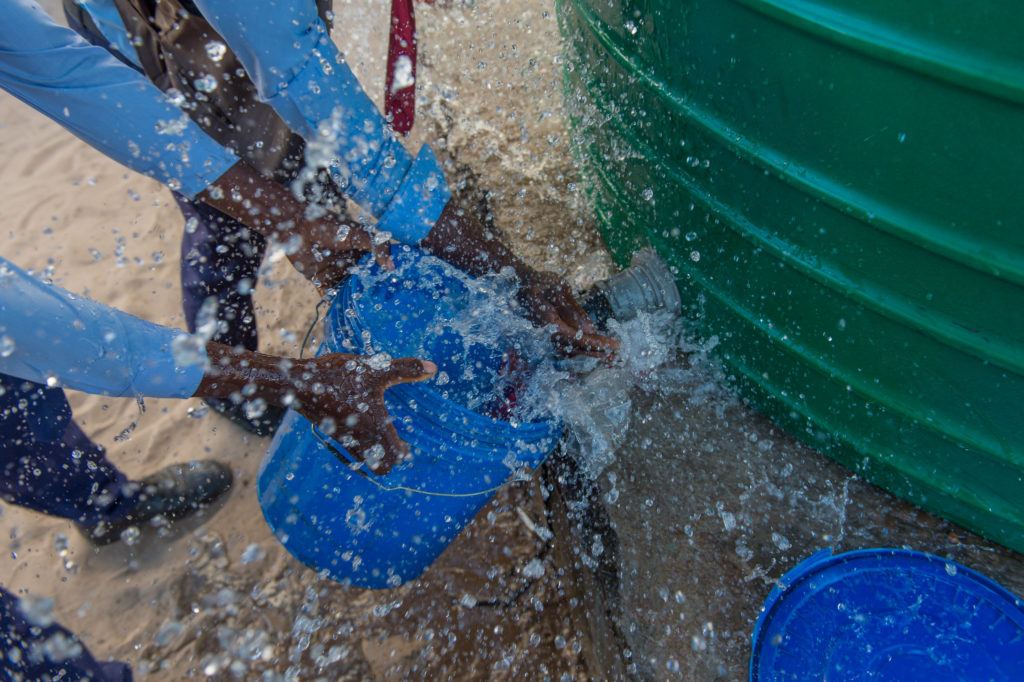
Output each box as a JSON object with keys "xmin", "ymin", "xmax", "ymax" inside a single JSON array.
[{"xmin": 558, "ymin": 0, "xmax": 1024, "ymax": 551}]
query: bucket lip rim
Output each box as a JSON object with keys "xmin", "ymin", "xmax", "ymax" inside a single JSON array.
[
  {"xmin": 330, "ymin": 246, "xmax": 561, "ymax": 439},
  {"xmin": 387, "ymin": 381, "xmax": 560, "ymax": 444},
  {"xmin": 749, "ymin": 547, "xmax": 1024, "ymax": 679},
  {"xmin": 266, "ymin": 409, "xmax": 546, "ymax": 491}
]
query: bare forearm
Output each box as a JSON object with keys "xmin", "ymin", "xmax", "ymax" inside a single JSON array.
[
  {"xmin": 194, "ymin": 342, "xmax": 436, "ymax": 471},
  {"xmin": 195, "ymin": 161, "xmax": 375, "ymax": 288},
  {"xmin": 195, "ymin": 343, "xmax": 300, "ymax": 407},
  {"xmin": 422, "ymin": 196, "xmax": 620, "ymax": 358},
  {"xmin": 421, "ymin": 197, "xmax": 530, "ymax": 279},
  {"xmin": 196, "ymin": 161, "xmax": 302, "ymax": 240}
]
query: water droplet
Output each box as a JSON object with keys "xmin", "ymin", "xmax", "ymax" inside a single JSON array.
[
  {"xmin": 120, "ymin": 526, "xmax": 141, "ymax": 546},
  {"xmin": 0, "ymin": 335, "xmax": 14, "ymax": 358},
  {"xmin": 41, "ymin": 632, "xmax": 82, "ymax": 662},
  {"xmin": 243, "ymin": 398, "xmax": 267, "ymax": 420},
  {"xmin": 365, "ymin": 353, "xmax": 392, "ymax": 371},
  {"xmin": 364, "ymin": 444, "xmax": 386, "ymax": 470},
  {"xmin": 187, "ymin": 405, "xmax": 209, "ymax": 419},
  {"xmin": 155, "ymin": 116, "xmax": 188, "ymax": 136},
  {"xmin": 154, "ymin": 620, "xmax": 183, "ymax": 647},
  {"xmin": 390, "ymin": 54, "xmax": 415, "ymax": 93},
  {"xmin": 164, "ymin": 88, "xmax": 186, "ymax": 108},
  {"xmin": 771, "ymin": 532, "xmax": 791, "ymax": 551},
  {"xmin": 194, "ymin": 74, "xmax": 218, "ymax": 93},
  {"xmin": 54, "ymin": 533, "xmax": 69, "ymax": 557},
  {"xmin": 522, "ymin": 558, "xmax": 545, "ymax": 578},
  {"xmin": 240, "ymin": 543, "xmax": 266, "ymax": 565},
  {"xmin": 17, "ymin": 595, "xmax": 55, "ymax": 627},
  {"xmin": 205, "ymin": 41, "xmax": 227, "ymax": 62}
]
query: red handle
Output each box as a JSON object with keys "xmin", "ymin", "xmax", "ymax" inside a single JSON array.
[{"xmin": 385, "ymin": 0, "xmax": 417, "ymax": 135}]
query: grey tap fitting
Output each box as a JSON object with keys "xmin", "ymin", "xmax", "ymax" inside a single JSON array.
[{"xmin": 583, "ymin": 248, "xmax": 681, "ymax": 327}]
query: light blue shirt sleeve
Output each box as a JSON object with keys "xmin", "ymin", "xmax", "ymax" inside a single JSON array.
[
  {"xmin": 0, "ymin": 258, "xmax": 205, "ymax": 399},
  {"xmin": 0, "ymin": 0, "xmax": 238, "ymax": 199},
  {"xmin": 191, "ymin": 0, "xmax": 452, "ymax": 243},
  {"xmin": 70, "ymin": 0, "xmax": 143, "ymax": 70}
]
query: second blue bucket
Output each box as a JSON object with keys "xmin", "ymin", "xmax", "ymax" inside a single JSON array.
[{"xmin": 257, "ymin": 247, "xmax": 561, "ymax": 588}]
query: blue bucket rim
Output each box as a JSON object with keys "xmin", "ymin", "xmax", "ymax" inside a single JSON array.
[
  {"xmin": 330, "ymin": 245, "xmax": 562, "ymax": 450},
  {"xmin": 749, "ymin": 547, "xmax": 1024, "ymax": 680}
]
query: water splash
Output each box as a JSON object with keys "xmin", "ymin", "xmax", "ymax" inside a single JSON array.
[{"xmin": 352, "ymin": 252, "xmax": 682, "ymax": 477}]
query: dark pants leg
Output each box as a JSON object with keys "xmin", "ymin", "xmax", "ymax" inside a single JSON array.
[
  {"xmin": 176, "ymin": 196, "xmax": 267, "ymax": 351},
  {"xmin": 0, "ymin": 376, "xmax": 138, "ymax": 525},
  {"xmin": 0, "ymin": 586, "xmax": 132, "ymax": 682}
]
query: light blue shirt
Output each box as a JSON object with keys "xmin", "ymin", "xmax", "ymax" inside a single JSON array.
[
  {"xmin": 0, "ymin": 0, "xmax": 452, "ymax": 396},
  {"xmin": 0, "ymin": 258, "xmax": 204, "ymax": 399},
  {"xmin": 71, "ymin": 0, "xmax": 142, "ymax": 70},
  {"xmin": 80, "ymin": 0, "xmax": 452, "ymax": 244},
  {"xmin": 0, "ymin": 0, "xmax": 239, "ymax": 199}
]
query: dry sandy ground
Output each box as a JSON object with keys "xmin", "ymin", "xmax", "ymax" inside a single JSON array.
[{"xmin": 1, "ymin": 0, "xmax": 607, "ymax": 678}]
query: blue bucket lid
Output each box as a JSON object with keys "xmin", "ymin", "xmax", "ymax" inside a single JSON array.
[{"xmin": 750, "ymin": 548, "xmax": 1024, "ymax": 681}]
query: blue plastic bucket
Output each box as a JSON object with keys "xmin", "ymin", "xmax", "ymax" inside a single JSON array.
[
  {"xmin": 257, "ymin": 247, "xmax": 561, "ymax": 588},
  {"xmin": 750, "ymin": 548, "xmax": 1024, "ymax": 680}
]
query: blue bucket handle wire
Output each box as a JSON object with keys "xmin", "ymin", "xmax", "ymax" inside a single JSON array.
[{"xmin": 309, "ymin": 424, "xmax": 518, "ymax": 498}]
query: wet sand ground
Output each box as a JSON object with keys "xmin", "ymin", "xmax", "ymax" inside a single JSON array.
[{"xmin": 554, "ymin": 357, "xmax": 1024, "ymax": 679}]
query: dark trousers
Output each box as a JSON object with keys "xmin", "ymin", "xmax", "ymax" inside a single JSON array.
[
  {"xmin": 176, "ymin": 196, "xmax": 267, "ymax": 350},
  {"xmin": 0, "ymin": 587, "xmax": 131, "ymax": 681},
  {"xmin": 0, "ymin": 376, "xmax": 137, "ymax": 526},
  {"xmin": 0, "ymin": 378, "xmax": 139, "ymax": 679}
]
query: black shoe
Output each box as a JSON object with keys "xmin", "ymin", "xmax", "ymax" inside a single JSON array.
[
  {"xmin": 203, "ymin": 397, "xmax": 285, "ymax": 437},
  {"xmin": 77, "ymin": 460, "xmax": 233, "ymax": 546}
]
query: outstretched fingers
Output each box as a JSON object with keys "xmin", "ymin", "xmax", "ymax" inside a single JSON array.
[
  {"xmin": 379, "ymin": 358, "xmax": 437, "ymax": 387},
  {"xmin": 348, "ymin": 412, "xmax": 408, "ymax": 474},
  {"xmin": 372, "ymin": 241, "xmax": 395, "ymax": 270},
  {"xmin": 345, "ymin": 358, "xmax": 436, "ymax": 473}
]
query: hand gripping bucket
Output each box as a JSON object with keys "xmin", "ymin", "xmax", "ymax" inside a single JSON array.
[{"xmin": 257, "ymin": 247, "xmax": 561, "ymax": 588}]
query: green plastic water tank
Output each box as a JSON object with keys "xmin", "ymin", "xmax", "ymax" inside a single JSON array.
[{"xmin": 558, "ymin": 0, "xmax": 1024, "ymax": 551}]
